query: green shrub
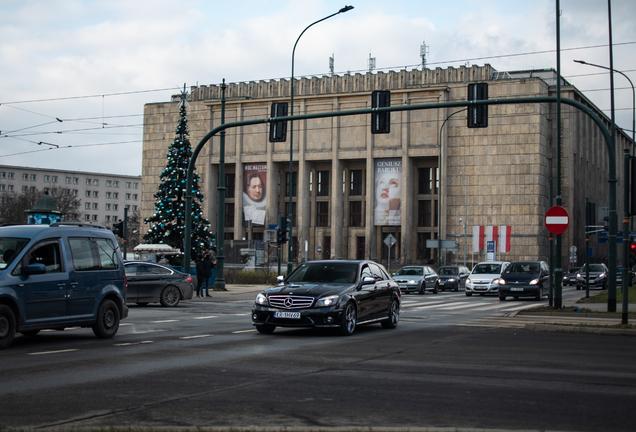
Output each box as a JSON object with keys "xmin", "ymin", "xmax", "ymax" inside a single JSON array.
[{"xmin": 222, "ymin": 268, "xmax": 282, "ymax": 285}]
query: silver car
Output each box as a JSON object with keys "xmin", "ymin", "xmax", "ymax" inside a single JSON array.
[
  {"xmin": 392, "ymin": 265, "xmax": 439, "ymax": 294},
  {"xmin": 465, "ymin": 261, "xmax": 510, "ymax": 296}
]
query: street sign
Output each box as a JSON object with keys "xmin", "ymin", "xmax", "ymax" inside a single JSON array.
[
  {"xmin": 545, "ymin": 206, "xmax": 569, "ymax": 235},
  {"xmin": 384, "ymin": 234, "xmax": 396, "ymax": 248}
]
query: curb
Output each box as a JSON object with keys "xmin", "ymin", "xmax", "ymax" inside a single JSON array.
[{"xmin": 526, "ymin": 323, "xmax": 636, "ymax": 336}]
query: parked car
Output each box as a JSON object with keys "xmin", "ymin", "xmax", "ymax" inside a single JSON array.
[
  {"xmin": 124, "ymin": 261, "xmax": 194, "ymax": 307},
  {"xmin": 563, "ymin": 267, "xmax": 581, "ymax": 286},
  {"xmin": 576, "ymin": 263, "xmax": 609, "ymax": 290},
  {"xmin": 436, "ymin": 265, "xmax": 470, "ymax": 292},
  {"xmin": 498, "ymin": 261, "xmax": 550, "ymax": 301},
  {"xmin": 392, "ymin": 265, "xmax": 439, "ymax": 294},
  {"xmin": 616, "ymin": 267, "xmax": 636, "ymax": 287},
  {"xmin": 252, "ymin": 260, "xmax": 401, "ymax": 335},
  {"xmin": 0, "ymin": 222, "xmax": 128, "ymax": 349},
  {"xmin": 465, "ymin": 261, "xmax": 510, "ymax": 296}
]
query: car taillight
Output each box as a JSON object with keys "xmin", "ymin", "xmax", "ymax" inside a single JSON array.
[
  {"xmin": 187, "ymin": 276, "xmax": 192, "ymax": 284},
  {"xmin": 124, "ymin": 274, "xmax": 128, "ymax": 292}
]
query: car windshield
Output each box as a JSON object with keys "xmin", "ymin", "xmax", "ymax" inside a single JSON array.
[
  {"xmin": 0, "ymin": 237, "xmax": 30, "ymax": 270},
  {"xmin": 568, "ymin": 268, "xmax": 580, "ymax": 274},
  {"xmin": 438, "ymin": 267, "xmax": 458, "ymax": 275},
  {"xmin": 286, "ymin": 262, "xmax": 359, "ymax": 284},
  {"xmin": 587, "ymin": 264, "xmax": 605, "ymax": 272},
  {"xmin": 472, "ymin": 263, "xmax": 502, "ymax": 274},
  {"xmin": 506, "ymin": 263, "xmax": 540, "ymax": 274},
  {"xmin": 395, "ymin": 267, "xmax": 423, "ymax": 276}
]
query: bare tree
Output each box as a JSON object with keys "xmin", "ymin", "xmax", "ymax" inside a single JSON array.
[
  {"xmin": 0, "ymin": 189, "xmax": 40, "ymax": 224},
  {"xmin": 50, "ymin": 188, "xmax": 82, "ymax": 222}
]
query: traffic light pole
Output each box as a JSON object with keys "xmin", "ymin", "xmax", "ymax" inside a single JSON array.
[
  {"xmin": 622, "ymin": 149, "xmax": 630, "ymax": 325},
  {"xmin": 182, "ymin": 97, "xmax": 617, "ymax": 300}
]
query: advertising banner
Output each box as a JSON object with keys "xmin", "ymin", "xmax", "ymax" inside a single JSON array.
[
  {"xmin": 374, "ymin": 158, "xmax": 402, "ymax": 226},
  {"xmin": 243, "ymin": 164, "xmax": 267, "ymax": 225}
]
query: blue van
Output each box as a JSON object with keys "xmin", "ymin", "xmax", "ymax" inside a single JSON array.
[{"xmin": 0, "ymin": 223, "xmax": 128, "ymax": 349}]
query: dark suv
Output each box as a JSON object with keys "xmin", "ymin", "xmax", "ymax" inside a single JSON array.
[
  {"xmin": 0, "ymin": 223, "xmax": 128, "ymax": 349},
  {"xmin": 498, "ymin": 260, "xmax": 550, "ymax": 301}
]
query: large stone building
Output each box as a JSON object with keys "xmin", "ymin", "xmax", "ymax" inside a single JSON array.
[{"xmin": 141, "ymin": 64, "xmax": 632, "ymax": 268}]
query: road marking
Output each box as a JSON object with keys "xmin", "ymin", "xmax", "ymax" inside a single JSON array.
[
  {"xmin": 436, "ymin": 302, "xmax": 490, "ymax": 310},
  {"xmin": 180, "ymin": 334, "xmax": 213, "ymax": 339},
  {"xmin": 504, "ymin": 303, "xmax": 546, "ymax": 311},
  {"xmin": 150, "ymin": 320, "xmax": 179, "ymax": 323},
  {"xmin": 193, "ymin": 316, "xmax": 218, "ymax": 319},
  {"xmin": 113, "ymin": 341, "xmax": 154, "ymax": 346},
  {"xmin": 28, "ymin": 349, "xmax": 78, "ymax": 355},
  {"xmin": 233, "ymin": 329, "xmax": 257, "ymax": 333},
  {"xmin": 120, "ymin": 323, "xmax": 134, "ymax": 326}
]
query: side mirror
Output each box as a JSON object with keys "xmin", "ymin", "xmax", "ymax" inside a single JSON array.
[
  {"xmin": 277, "ymin": 275, "xmax": 285, "ymax": 286},
  {"xmin": 25, "ymin": 263, "xmax": 46, "ymax": 276},
  {"xmin": 361, "ymin": 276, "xmax": 375, "ymax": 285}
]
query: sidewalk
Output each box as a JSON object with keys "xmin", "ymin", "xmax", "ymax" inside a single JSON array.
[{"xmin": 191, "ymin": 284, "xmax": 270, "ymax": 302}]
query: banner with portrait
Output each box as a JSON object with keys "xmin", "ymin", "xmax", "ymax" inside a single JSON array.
[
  {"xmin": 243, "ymin": 164, "xmax": 267, "ymax": 225},
  {"xmin": 374, "ymin": 158, "xmax": 402, "ymax": 226}
]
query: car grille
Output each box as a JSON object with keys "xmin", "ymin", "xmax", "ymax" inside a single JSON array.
[{"xmin": 268, "ymin": 295, "xmax": 315, "ymax": 309}]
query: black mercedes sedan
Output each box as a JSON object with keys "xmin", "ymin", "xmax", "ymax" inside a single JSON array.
[
  {"xmin": 252, "ymin": 260, "xmax": 401, "ymax": 335},
  {"xmin": 498, "ymin": 260, "xmax": 550, "ymax": 301}
]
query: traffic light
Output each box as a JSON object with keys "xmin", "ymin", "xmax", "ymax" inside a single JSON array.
[
  {"xmin": 629, "ymin": 240, "xmax": 636, "ymax": 268},
  {"xmin": 112, "ymin": 221, "xmax": 124, "ymax": 237},
  {"xmin": 277, "ymin": 226, "xmax": 287, "ymax": 245},
  {"xmin": 269, "ymin": 102, "xmax": 288, "ymax": 142},
  {"xmin": 371, "ymin": 90, "xmax": 390, "ymax": 134},
  {"xmin": 467, "ymin": 83, "xmax": 488, "ymax": 128}
]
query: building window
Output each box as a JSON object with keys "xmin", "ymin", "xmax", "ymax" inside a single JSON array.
[
  {"xmin": 317, "ymin": 202, "xmax": 329, "ymax": 227},
  {"xmin": 317, "ymin": 171, "xmax": 329, "ymax": 196},
  {"xmin": 285, "ymin": 171, "xmax": 297, "ymax": 197},
  {"xmin": 86, "ymin": 190, "xmax": 91, "ymax": 197},
  {"xmin": 85, "ymin": 203, "xmax": 91, "ymax": 210},
  {"xmin": 0, "ymin": 172, "xmax": 5, "ymax": 179},
  {"xmin": 126, "ymin": 182, "xmax": 131, "ymax": 188},
  {"xmin": 125, "ymin": 193, "xmax": 131, "ymax": 200},
  {"xmin": 133, "ymin": 194, "xmax": 138, "ymax": 200},
  {"xmin": 418, "ymin": 167, "xmax": 439, "ymax": 194},
  {"xmin": 225, "ymin": 203, "xmax": 235, "ymax": 227},
  {"xmin": 133, "ymin": 182, "xmax": 138, "ymax": 189},
  {"xmin": 72, "ymin": 189, "xmax": 78, "ymax": 196},
  {"xmin": 22, "ymin": 186, "xmax": 28, "ymax": 192},
  {"xmin": 113, "ymin": 192, "xmax": 119, "ymax": 199},
  {"xmin": 93, "ymin": 203, "xmax": 99, "ymax": 210},
  {"xmin": 8, "ymin": 173, "xmax": 14, "ymax": 180},
  {"xmin": 106, "ymin": 204, "xmax": 111, "ymax": 210},
  {"xmin": 84, "ymin": 214, "xmax": 90, "ymax": 221},
  {"xmin": 52, "ymin": 176, "xmax": 58, "ymax": 183},
  {"xmin": 113, "ymin": 181, "xmax": 119, "ymax": 187},
  {"xmin": 113, "ymin": 204, "xmax": 118, "ymax": 210},
  {"xmin": 93, "ymin": 179, "xmax": 99, "ymax": 186},
  {"xmin": 106, "ymin": 180, "xmax": 112, "ymax": 187},
  {"xmin": 418, "ymin": 200, "xmax": 432, "ymax": 227},
  {"xmin": 7, "ymin": 185, "xmax": 13, "ymax": 191},
  {"xmin": 92, "ymin": 215, "xmax": 98, "ymax": 221},
  {"xmin": 66, "ymin": 177, "xmax": 71, "ymax": 184},
  {"xmin": 22, "ymin": 174, "xmax": 28, "ymax": 180},
  {"xmin": 225, "ymin": 173, "xmax": 235, "ymax": 198},
  {"xmin": 125, "ymin": 205, "xmax": 130, "ymax": 210},
  {"xmin": 30, "ymin": 174, "xmax": 36, "ymax": 181},
  {"xmin": 350, "ymin": 170, "xmax": 363, "ymax": 195},
  {"xmin": 106, "ymin": 192, "xmax": 111, "ymax": 199},
  {"xmin": 105, "ymin": 215, "xmax": 111, "ymax": 222},
  {"xmin": 112, "ymin": 216, "xmax": 118, "ymax": 222},
  {"xmin": 30, "ymin": 186, "xmax": 35, "ymax": 192},
  {"xmin": 132, "ymin": 205, "xmax": 137, "ymax": 211},
  {"xmin": 0, "ymin": 185, "xmax": 5, "ymax": 191},
  {"xmin": 350, "ymin": 201, "xmax": 362, "ymax": 226},
  {"xmin": 44, "ymin": 175, "xmax": 50, "ymax": 182},
  {"xmin": 93, "ymin": 191, "xmax": 98, "ymax": 198},
  {"xmin": 73, "ymin": 177, "xmax": 79, "ymax": 184},
  {"xmin": 86, "ymin": 178, "xmax": 92, "ymax": 185}
]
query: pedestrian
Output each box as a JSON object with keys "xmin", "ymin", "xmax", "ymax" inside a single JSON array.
[
  {"xmin": 207, "ymin": 254, "xmax": 217, "ymax": 289},
  {"xmin": 202, "ymin": 252, "xmax": 213, "ymax": 297},
  {"xmin": 195, "ymin": 253, "xmax": 205, "ymax": 298}
]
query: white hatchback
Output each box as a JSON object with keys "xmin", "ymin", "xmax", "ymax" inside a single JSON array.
[{"xmin": 465, "ymin": 261, "xmax": 510, "ymax": 296}]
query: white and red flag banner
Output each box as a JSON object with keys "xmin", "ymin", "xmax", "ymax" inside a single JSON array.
[{"xmin": 472, "ymin": 225, "xmax": 511, "ymax": 253}]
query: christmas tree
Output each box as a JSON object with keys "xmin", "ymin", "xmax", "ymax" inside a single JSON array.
[{"xmin": 143, "ymin": 86, "xmax": 212, "ymax": 265}]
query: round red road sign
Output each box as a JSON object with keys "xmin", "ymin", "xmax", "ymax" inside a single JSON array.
[{"xmin": 545, "ymin": 205, "xmax": 569, "ymax": 235}]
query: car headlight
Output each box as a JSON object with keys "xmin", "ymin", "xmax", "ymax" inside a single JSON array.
[
  {"xmin": 491, "ymin": 278, "xmax": 500, "ymax": 284},
  {"xmin": 466, "ymin": 278, "xmax": 472, "ymax": 284},
  {"xmin": 255, "ymin": 293, "xmax": 268, "ymax": 306},
  {"xmin": 529, "ymin": 278, "xmax": 539, "ymax": 285},
  {"xmin": 499, "ymin": 279, "xmax": 506, "ymax": 285},
  {"xmin": 315, "ymin": 295, "xmax": 339, "ymax": 307},
  {"xmin": 598, "ymin": 273, "xmax": 606, "ymax": 279},
  {"xmin": 447, "ymin": 278, "xmax": 455, "ymax": 283},
  {"xmin": 408, "ymin": 280, "xmax": 417, "ymax": 285},
  {"xmin": 577, "ymin": 273, "xmax": 582, "ymax": 278}
]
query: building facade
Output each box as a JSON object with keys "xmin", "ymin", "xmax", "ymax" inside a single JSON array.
[
  {"xmin": 141, "ymin": 64, "xmax": 632, "ymax": 268},
  {"xmin": 0, "ymin": 165, "xmax": 142, "ymax": 225}
]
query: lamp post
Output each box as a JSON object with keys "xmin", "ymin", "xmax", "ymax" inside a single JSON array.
[
  {"xmin": 460, "ymin": 171, "xmax": 468, "ymax": 266},
  {"xmin": 287, "ymin": 5, "xmax": 353, "ymax": 274}
]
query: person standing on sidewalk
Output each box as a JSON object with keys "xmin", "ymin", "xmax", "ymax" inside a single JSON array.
[
  {"xmin": 206, "ymin": 253, "xmax": 217, "ymax": 290},
  {"xmin": 202, "ymin": 252, "xmax": 213, "ymax": 297},
  {"xmin": 195, "ymin": 254, "xmax": 206, "ymax": 298}
]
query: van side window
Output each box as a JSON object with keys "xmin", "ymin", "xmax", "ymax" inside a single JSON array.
[
  {"xmin": 12, "ymin": 241, "xmax": 63, "ymax": 275},
  {"xmin": 68, "ymin": 237, "xmax": 118, "ymax": 271},
  {"xmin": 94, "ymin": 238, "xmax": 118, "ymax": 270},
  {"xmin": 69, "ymin": 238, "xmax": 97, "ymax": 270}
]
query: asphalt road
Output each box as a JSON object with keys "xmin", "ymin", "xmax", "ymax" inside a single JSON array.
[{"xmin": 1, "ymin": 286, "xmax": 634, "ymax": 432}]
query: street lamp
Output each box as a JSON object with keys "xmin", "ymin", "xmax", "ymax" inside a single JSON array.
[
  {"xmin": 287, "ymin": 5, "xmax": 354, "ymax": 274},
  {"xmin": 573, "ymin": 60, "xmax": 635, "ymax": 156},
  {"xmin": 460, "ymin": 171, "xmax": 468, "ymax": 266}
]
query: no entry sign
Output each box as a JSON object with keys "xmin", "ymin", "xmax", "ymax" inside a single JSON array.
[{"xmin": 545, "ymin": 206, "xmax": 569, "ymax": 235}]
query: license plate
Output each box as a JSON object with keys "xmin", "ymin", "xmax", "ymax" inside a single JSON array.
[
  {"xmin": 274, "ymin": 311, "xmax": 301, "ymax": 319},
  {"xmin": 510, "ymin": 287, "xmax": 524, "ymax": 291}
]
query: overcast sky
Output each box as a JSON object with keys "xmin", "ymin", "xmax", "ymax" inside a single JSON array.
[{"xmin": 1, "ymin": 0, "xmax": 634, "ymax": 176}]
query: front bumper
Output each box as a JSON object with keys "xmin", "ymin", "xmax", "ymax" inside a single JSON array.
[
  {"xmin": 576, "ymin": 277, "xmax": 606, "ymax": 287},
  {"xmin": 465, "ymin": 282, "xmax": 499, "ymax": 294},
  {"xmin": 498, "ymin": 285, "xmax": 541, "ymax": 298},
  {"xmin": 395, "ymin": 281, "xmax": 426, "ymax": 293},
  {"xmin": 252, "ymin": 304, "xmax": 344, "ymax": 328}
]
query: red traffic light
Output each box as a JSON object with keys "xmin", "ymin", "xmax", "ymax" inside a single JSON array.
[{"xmin": 631, "ymin": 242, "xmax": 636, "ymax": 250}]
